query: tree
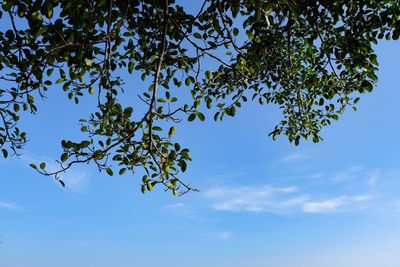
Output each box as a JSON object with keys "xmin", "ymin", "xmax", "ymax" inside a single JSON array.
[{"xmin": 0, "ymin": 0, "xmax": 399, "ymax": 194}]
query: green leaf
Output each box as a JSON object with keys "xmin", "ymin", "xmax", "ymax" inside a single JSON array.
[
  {"xmin": 59, "ymin": 180, "xmax": 65, "ymax": 187},
  {"xmin": 146, "ymin": 181, "xmax": 153, "ymax": 191},
  {"xmin": 178, "ymin": 160, "xmax": 187, "ymax": 172},
  {"xmin": 193, "ymin": 32, "xmax": 202, "ymax": 39},
  {"xmin": 197, "ymin": 112, "xmax": 205, "ymax": 121},
  {"xmin": 45, "ymin": 3, "xmax": 54, "ymax": 19},
  {"xmin": 168, "ymin": 126, "xmax": 176, "ymax": 138},
  {"xmin": 174, "ymin": 143, "xmax": 181, "ymax": 151},
  {"xmin": 40, "ymin": 162, "xmax": 46, "ymax": 170},
  {"xmin": 205, "ymin": 70, "xmax": 212, "ymax": 79},
  {"xmin": 106, "ymin": 168, "xmax": 113, "ymax": 176},
  {"xmin": 85, "ymin": 59, "xmax": 94, "ymax": 66},
  {"xmin": 89, "ymin": 87, "xmax": 95, "ymax": 95},
  {"xmin": 29, "ymin": 163, "xmax": 37, "ymax": 169},
  {"xmin": 188, "ymin": 113, "xmax": 196, "ymax": 121},
  {"xmin": 61, "ymin": 153, "xmax": 69, "ymax": 162},
  {"xmin": 119, "ymin": 168, "xmax": 126, "ymax": 175},
  {"xmin": 128, "ymin": 62, "xmax": 134, "ymax": 73},
  {"xmin": 185, "ymin": 77, "xmax": 191, "ymax": 86},
  {"xmin": 32, "ymin": 11, "xmax": 43, "ymax": 22},
  {"xmin": 2, "ymin": 149, "xmax": 8, "ymax": 158},
  {"xmin": 56, "ymin": 78, "xmax": 65, "ymax": 84}
]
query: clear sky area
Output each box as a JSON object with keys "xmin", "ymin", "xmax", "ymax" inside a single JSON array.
[{"xmin": 1, "ymin": 7, "xmax": 400, "ymax": 267}]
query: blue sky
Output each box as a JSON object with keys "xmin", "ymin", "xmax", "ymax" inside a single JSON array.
[{"xmin": 2, "ymin": 10, "xmax": 400, "ymax": 267}]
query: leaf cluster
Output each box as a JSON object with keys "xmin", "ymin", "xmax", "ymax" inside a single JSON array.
[{"xmin": 0, "ymin": 0, "xmax": 399, "ymax": 194}]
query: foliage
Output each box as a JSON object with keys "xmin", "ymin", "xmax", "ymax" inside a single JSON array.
[{"xmin": 0, "ymin": 0, "xmax": 399, "ymax": 194}]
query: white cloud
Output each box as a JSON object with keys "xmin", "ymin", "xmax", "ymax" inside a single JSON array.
[
  {"xmin": 302, "ymin": 197, "xmax": 347, "ymax": 213},
  {"xmin": 331, "ymin": 166, "xmax": 364, "ymax": 182},
  {"xmin": 204, "ymin": 186, "xmax": 298, "ymax": 213},
  {"xmin": 280, "ymin": 153, "xmax": 307, "ymax": 162},
  {"xmin": 22, "ymin": 153, "xmax": 90, "ymax": 191},
  {"xmin": 216, "ymin": 231, "xmax": 232, "ymax": 240},
  {"xmin": 61, "ymin": 171, "xmax": 89, "ymax": 191},
  {"xmin": 311, "ymin": 173, "xmax": 324, "ymax": 179},
  {"xmin": 0, "ymin": 200, "xmax": 21, "ymax": 210},
  {"xmin": 165, "ymin": 203, "xmax": 185, "ymax": 210},
  {"xmin": 367, "ymin": 170, "xmax": 380, "ymax": 186},
  {"xmin": 302, "ymin": 195, "xmax": 372, "ymax": 213},
  {"xmin": 204, "ymin": 185, "xmax": 372, "ymax": 214},
  {"xmin": 194, "ymin": 230, "xmax": 234, "ymax": 241}
]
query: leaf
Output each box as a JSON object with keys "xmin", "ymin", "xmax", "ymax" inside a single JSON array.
[
  {"xmin": 45, "ymin": 3, "xmax": 54, "ymax": 19},
  {"xmin": 214, "ymin": 112, "xmax": 220, "ymax": 121},
  {"xmin": 197, "ymin": 112, "xmax": 205, "ymax": 121},
  {"xmin": 85, "ymin": 59, "xmax": 94, "ymax": 66},
  {"xmin": 146, "ymin": 181, "xmax": 153, "ymax": 191},
  {"xmin": 80, "ymin": 140, "xmax": 90, "ymax": 147},
  {"xmin": 40, "ymin": 162, "xmax": 46, "ymax": 170},
  {"xmin": 61, "ymin": 153, "xmax": 69, "ymax": 162},
  {"xmin": 185, "ymin": 77, "xmax": 191, "ymax": 86},
  {"xmin": 168, "ymin": 126, "xmax": 176, "ymax": 138},
  {"xmin": 188, "ymin": 113, "xmax": 196, "ymax": 121},
  {"xmin": 229, "ymin": 106, "xmax": 236, "ymax": 116},
  {"xmin": 58, "ymin": 180, "xmax": 65, "ymax": 187},
  {"xmin": 128, "ymin": 62, "xmax": 134, "ymax": 73},
  {"xmin": 93, "ymin": 150, "xmax": 104, "ymax": 160},
  {"xmin": 56, "ymin": 78, "xmax": 65, "ymax": 84},
  {"xmin": 89, "ymin": 87, "xmax": 95, "ymax": 95},
  {"xmin": 178, "ymin": 160, "xmax": 187, "ymax": 172},
  {"xmin": 29, "ymin": 163, "xmax": 37, "ymax": 169},
  {"xmin": 193, "ymin": 32, "xmax": 202, "ymax": 39},
  {"xmin": 32, "ymin": 11, "xmax": 43, "ymax": 22},
  {"xmin": 119, "ymin": 168, "xmax": 126, "ymax": 175},
  {"xmin": 106, "ymin": 168, "xmax": 114, "ymax": 176},
  {"xmin": 2, "ymin": 149, "xmax": 8, "ymax": 158},
  {"xmin": 174, "ymin": 143, "xmax": 181, "ymax": 151},
  {"xmin": 205, "ymin": 70, "xmax": 212, "ymax": 79}
]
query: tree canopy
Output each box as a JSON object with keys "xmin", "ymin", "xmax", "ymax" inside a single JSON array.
[{"xmin": 0, "ymin": 0, "xmax": 399, "ymax": 194}]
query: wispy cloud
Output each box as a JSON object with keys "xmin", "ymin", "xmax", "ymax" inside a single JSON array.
[
  {"xmin": 163, "ymin": 202, "xmax": 215, "ymax": 222},
  {"xmin": 215, "ymin": 231, "xmax": 232, "ymax": 240},
  {"xmin": 22, "ymin": 153, "xmax": 90, "ymax": 191},
  {"xmin": 165, "ymin": 203, "xmax": 186, "ymax": 210},
  {"xmin": 280, "ymin": 153, "xmax": 307, "ymax": 162},
  {"xmin": 0, "ymin": 200, "xmax": 21, "ymax": 210},
  {"xmin": 331, "ymin": 166, "xmax": 364, "ymax": 182},
  {"xmin": 302, "ymin": 195, "xmax": 371, "ymax": 213},
  {"xmin": 367, "ymin": 170, "xmax": 380, "ymax": 186},
  {"xmin": 195, "ymin": 230, "xmax": 233, "ymax": 241},
  {"xmin": 204, "ymin": 186, "xmax": 298, "ymax": 213},
  {"xmin": 204, "ymin": 185, "xmax": 372, "ymax": 214}
]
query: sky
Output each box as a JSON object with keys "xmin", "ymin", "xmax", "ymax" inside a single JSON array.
[{"xmin": 2, "ymin": 7, "xmax": 400, "ymax": 267}]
